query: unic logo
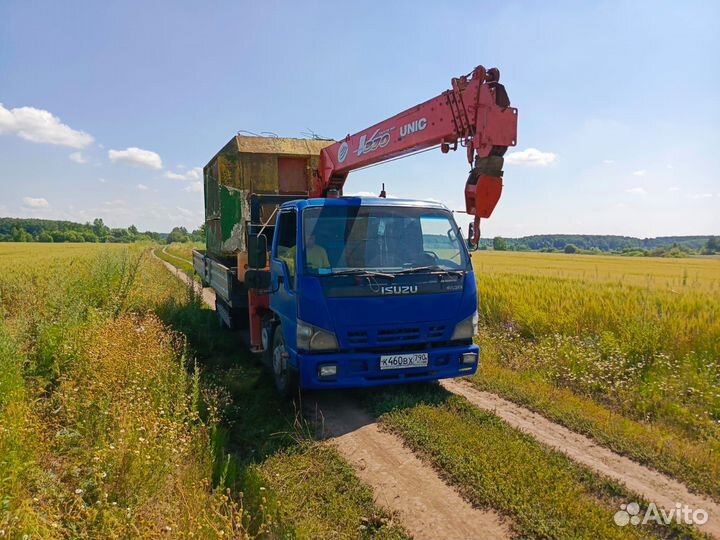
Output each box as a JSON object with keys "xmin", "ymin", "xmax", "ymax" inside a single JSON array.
[
  {"xmin": 614, "ymin": 502, "xmax": 709, "ymax": 527},
  {"xmin": 356, "ymin": 127, "xmax": 394, "ymax": 157},
  {"xmin": 379, "ymin": 285, "xmax": 418, "ymax": 295},
  {"xmin": 337, "ymin": 141, "xmax": 349, "ymax": 163},
  {"xmin": 400, "ymin": 117, "xmax": 427, "ymax": 137}
]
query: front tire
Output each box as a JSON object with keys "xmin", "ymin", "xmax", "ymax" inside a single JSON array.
[{"xmin": 272, "ymin": 325, "xmax": 298, "ymax": 398}]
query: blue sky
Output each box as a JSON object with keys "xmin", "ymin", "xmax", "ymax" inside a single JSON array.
[{"xmin": 1, "ymin": 1, "xmax": 718, "ymax": 236}]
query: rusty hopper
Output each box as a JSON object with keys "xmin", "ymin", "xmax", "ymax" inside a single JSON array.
[{"xmin": 204, "ymin": 135, "xmax": 334, "ymax": 259}]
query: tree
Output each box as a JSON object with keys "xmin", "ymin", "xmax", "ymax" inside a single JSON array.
[
  {"xmin": 15, "ymin": 229, "xmax": 34, "ymax": 242},
  {"xmin": 564, "ymin": 244, "xmax": 578, "ymax": 254},
  {"xmin": 705, "ymin": 236, "xmax": 718, "ymax": 254},
  {"xmin": 493, "ymin": 237, "xmax": 508, "ymax": 251},
  {"xmin": 93, "ymin": 218, "xmax": 109, "ymax": 237},
  {"xmin": 167, "ymin": 226, "xmax": 190, "ymax": 244},
  {"xmin": 65, "ymin": 231, "xmax": 84, "ymax": 243},
  {"xmin": 51, "ymin": 230, "xmax": 67, "ymax": 243},
  {"xmin": 191, "ymin": 223, "xmax": 205, "ymax": 242},
  {"xmin": 128, "ymin": 224, "xmax": 139, "ymax": 236},
  {"xmin": 38, "ymin": 231, "xmax": 53, "ymax": 243},
  {"xmin": 82, "ymin": 231, "xmax": 98, "ymax": 243}
]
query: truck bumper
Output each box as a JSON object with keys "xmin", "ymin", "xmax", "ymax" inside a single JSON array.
[{"xmin": 294, "ymin": 343, "xmax": 480, "ymax": 390}]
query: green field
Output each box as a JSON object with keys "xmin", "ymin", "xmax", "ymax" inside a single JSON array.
[
  {"xmin": 3, "ymin": 243, "xmax": 717, "ymax": 538},
  {"xmin": 471, "ymin": 251, "xmax": 720, "ymax": 497},
  {"xmin": 0, "ymin": 243, "xmax": 406, "ymax": 539}
]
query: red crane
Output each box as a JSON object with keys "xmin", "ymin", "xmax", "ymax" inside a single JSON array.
[{"xmin": 311, "ymin": 65, "xmax": 518, "ymax": 247}]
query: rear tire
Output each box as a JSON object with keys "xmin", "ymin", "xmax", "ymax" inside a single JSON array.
[
  {"xmin": 272, "ymin": 325, "xmax": 298, "ymax": 398},
  {"xmin": 215, "ymin": 298, "xmax": 233, "ymax": 329}
]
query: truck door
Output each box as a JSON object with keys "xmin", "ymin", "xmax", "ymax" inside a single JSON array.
[{"xmin": 270, "ymin": 208, "xmax": 299, "ymax": 344}]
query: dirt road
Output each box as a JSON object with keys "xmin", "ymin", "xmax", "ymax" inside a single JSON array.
[
  {"xmin": 310, "ymin": 392, "xmax": 511, "ymax": 540},
  {"xmin": 156, "ymin": 253, "xmax": 511, "ymax": 538},
  {"xmin": 442, "ymin": 378, "xmax": 720, "ymax": 538},
  {"xmin": 154, "ymin": 252, "xmax": 216, "ymax": 306},
  {"xmin": 157, "ymin": 254, "xmax": 718, "ymax": 539}
]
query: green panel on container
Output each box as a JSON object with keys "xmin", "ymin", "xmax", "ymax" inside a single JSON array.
[{"xmin": 220, "ymin": 185, "xmax": 243, "ymax": 242}]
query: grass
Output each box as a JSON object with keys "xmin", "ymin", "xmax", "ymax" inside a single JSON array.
[
  {"xmin": 0, "ymin": 244, "xmax": 250, "ymax": 537},
  {"xmin": 147, "ymin": 245, "xmax": 409, "ymax": 538},
  {"xmin": 166, "ymin": 241, "xmax": 204, "ymax": 262},
  {"xmin": 471, "ymin": 251, "xmax": 720, "ymax": 498},
  {"xmin": 153, "ymin": 244, "xmax": 197, "ymax": 281},
  {"xmin": 365, "ymin": 383, "xmax": 701, "ymax": 540},
  {"xmin": 0, "ymin": 243, "xmax": 407, "ymax": 539}
]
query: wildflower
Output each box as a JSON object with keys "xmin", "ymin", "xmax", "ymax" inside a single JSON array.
[{"xmin": 75, "ymin": 488, "xmax": 83, "ymax": 495}]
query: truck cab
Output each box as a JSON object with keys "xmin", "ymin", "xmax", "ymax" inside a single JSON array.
[{"xmin": 262, "ymin": 196, "xmax": 480, "ymax": 394}]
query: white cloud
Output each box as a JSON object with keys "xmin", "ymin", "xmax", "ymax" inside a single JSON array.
[
  {"xmin": 0, "ymin": 103, "xmax": 94, "ymax": 148},
  {"xmin": 137, "ymin": 183, "xmax": 149, "ymax": 191},
  {"xmin": 22, "ymin": 196, "xmax": 50, "ymax": 208},
  {"xmin": 183, "ymin": 181, "xmax": 203, "ymax": 193},
  {"xmin": 165, "ymin": 166, "xmax": 202, "ymax": 182},
  {"xmin": 108, "ymin": 147, "xmax": 163, "ymax": 169},
  {"xmin": 666, "ymin": 186, "xmax": 680, "ymax": 192},
  {"xmin": 98, "ymin": 177, "xmax": 108, "ymax": 184},
  {"xmin": 175, "ymin": 206, "xmax": 201, "ymax": 218},
  {"xmin": 505, "ymin": 147, "xmax": 558, "ymax": 167},
  {"xmin": 69, "ymin": 151, "xmax": 87, "ymax": 164},
  {"xmin": 602, "ymin": 159, "xmax": 615, "ymax": 164},
  {"xmin": 104, "ymin": 199, "xmax": 126, "ymax": 207},
  {"xmin": 632, "ymin": 169, "xmax": 647, "ymax": 177},
  {"xmin": 625, "ymin": 187, "xmax": 647, "ymax": 195},
  {"xmin": 688, "ymin": 193, "xmax": 713, "ymax": 199}
]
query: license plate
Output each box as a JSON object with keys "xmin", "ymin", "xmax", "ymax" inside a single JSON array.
[{"xmin": 380, "ymin": 352, "xmax": 429, "ymax": 370}]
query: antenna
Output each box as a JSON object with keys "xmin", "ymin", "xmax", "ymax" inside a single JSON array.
[{"xmin": 379, "ymin": 183, "xmax": 387, "ymax": 198}]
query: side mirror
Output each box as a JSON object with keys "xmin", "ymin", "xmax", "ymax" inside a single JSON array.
[{"xmin": 248, "ymin": 235, "xmax": 267, "ymax": 269}]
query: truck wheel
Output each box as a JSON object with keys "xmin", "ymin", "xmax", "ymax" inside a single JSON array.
[
  {"xmin": 215, "ymin": 298, "xmax": 233, "ymax": 329},
  {"xmin": 272, "ymin": 326, "xmax": 298, "ymax": 398},
  {"xmin": 261, "ymin": 319, "xmax": 274, "ymax": 369}
]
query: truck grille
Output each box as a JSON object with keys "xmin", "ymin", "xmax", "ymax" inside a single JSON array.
[
  {"xmin": 377, "ymin": 327, "xmax": 420, "ymax": 343},
  {"xmin": 344, "ymin": 324, "xmax": 448, "ymax": 349}
]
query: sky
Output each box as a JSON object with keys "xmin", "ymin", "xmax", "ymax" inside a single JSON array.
[{"xmin": 1, "ymin": 1, "xmax": 718, "ymax": 237}]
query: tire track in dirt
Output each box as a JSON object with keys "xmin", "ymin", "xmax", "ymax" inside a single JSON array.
[
  {"xmin": 156, "ymin": 255, "xmax": 511, "ymax": 539},
  {"xmin": 442, "ymin": 378, "xmax": 720, "ymax": 538},
  {"xmin": 309, "ymin": 392, "xmax": 511, "ymax": 540},
  {"xmin": 153, "ymin": 251, "xmax": 216, "ymax": 307},
  {"xmin": 160, "ymin": 245, "xmax": 195, "ymax": 267}
]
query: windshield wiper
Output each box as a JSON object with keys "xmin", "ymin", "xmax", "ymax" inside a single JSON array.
[
  {"xmin": 330, "ymin": 269, "xmax": 396, "ymax": 280},
  {"xmin": 395, "ymin": 265, "xmax": 464, "ymax": 276}
]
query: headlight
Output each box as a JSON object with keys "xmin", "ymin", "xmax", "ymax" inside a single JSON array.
[
  {"xmin": 451, "ymin": 311, "xmax": 479, "ymax": 340},
  {"xmin": 297, "ymin": 320, "xmax": 339, "ymax": 351}
]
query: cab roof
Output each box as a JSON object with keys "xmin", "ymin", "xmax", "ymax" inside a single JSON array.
[{"xmin": 281, "ymin": 197, "xmax": 450, "ymax": 211}]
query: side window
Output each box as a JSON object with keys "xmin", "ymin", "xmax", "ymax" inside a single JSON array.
[
  {"xmin": 420, "ymin": 216, "xmax": 462, "ymax": 266},
  {"xmin": 275, "ymin": 210, "xmax": 297, "ymax": 283}
]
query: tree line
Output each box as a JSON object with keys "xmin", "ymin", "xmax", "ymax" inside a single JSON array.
[
  {"xmin": 0, "ymin": 217, "xmax": 204, "ymax": 244},
  {"xmin": 485, "ymin": 234, "xmax": 718, "ymax": 257}
]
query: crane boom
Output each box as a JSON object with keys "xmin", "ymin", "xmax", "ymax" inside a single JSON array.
[{"xmin": 312, "ymin": 65, "xmax": 518, "ymax": 246}]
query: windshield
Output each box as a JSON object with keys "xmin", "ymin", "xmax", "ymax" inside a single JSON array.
[{"xmin": 302, "ymin": 205, "xmax": 468, "ymax": 275}]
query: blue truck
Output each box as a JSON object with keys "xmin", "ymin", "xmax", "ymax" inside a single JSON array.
[
  {"xmin": 193, "ymin": 66, "xmax": 516, "ymax": 394},
  {"xmin": 258, "ymin": 196, "xmax": 480, "ymax": 394}
]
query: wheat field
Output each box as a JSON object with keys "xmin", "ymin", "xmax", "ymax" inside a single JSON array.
[{"xmin": 472, "ymin": 250, "xmax": 720, "ymax": 496}]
